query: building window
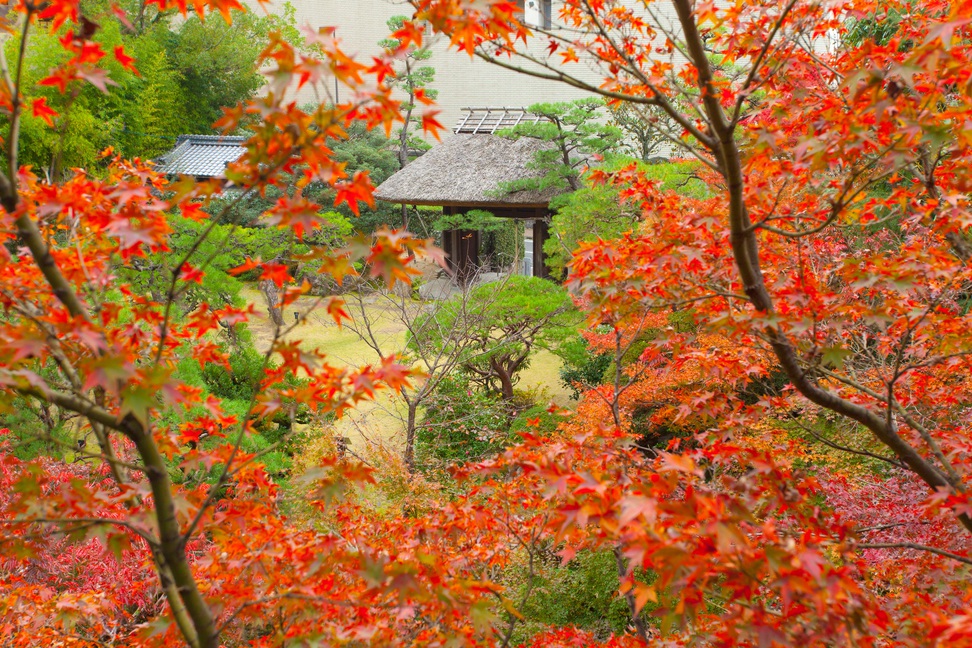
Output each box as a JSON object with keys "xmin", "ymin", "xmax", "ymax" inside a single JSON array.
[{"xmin": 517, "ymin": 0, "xmax": 553, "ymax": 29}]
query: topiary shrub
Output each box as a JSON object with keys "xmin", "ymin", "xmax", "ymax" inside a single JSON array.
[
  {"xmin": 201, "ymin": 344, "xmax": 312, "ymax": 449},
  {"xmin": 202, "ymin": 345, "xmax": 266, "ymax": 402}
]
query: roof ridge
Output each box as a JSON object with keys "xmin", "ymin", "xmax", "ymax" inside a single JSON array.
[
  {"xmin": 454, "ymin": 107, "xmax": 546, "ymax": 135},
  {"xmin": 175, "ymin": 134, "xmax": 248, "ymax": 145}
]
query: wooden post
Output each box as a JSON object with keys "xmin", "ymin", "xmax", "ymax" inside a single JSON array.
[
  {"xmin": 457, "ymin": 228, "xmax": 479, "ymax": 284},
  {"xmin": 533, "ymin": 217, "xmax": 549, "ymax": 279}
]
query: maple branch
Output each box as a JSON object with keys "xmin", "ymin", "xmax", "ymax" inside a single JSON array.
[
  {"xmin": 669, "ymin": 0, "xmax": 972, "ymax": 534},
  {"xmin": 856, "ymin": 542, "xmax": 972, "ymax": 567},
  {"xmin": 153, "ymin": 184, "xmax": 256, "ymax": 365},
  {"xmin": 614, "ymin": 544, "xmax": 652, "ymax": 642},
  {"xmin": 14, "ymin": 382, "xmax": 215, "ymax": 647},
  {"xmin": 856, "ymin": 521, "xmax": 932, "ymax": 534},
  {"xmin": 1, "ymin": 516, "xmax": 158, "ymax": 547},
  {"xmin": 7, "ymin": 430, "xmax": 147, "ymax": 473},
  {"xmin": 0, "ymin": 14, "xmax": 90, "ymax": 322},
  {"xmin": 495, "ymin": 514, "xmax": 548, "ymax": 648},
  {"xmin": 815, "ymin": 365, "xmax": 963, "ymax": 490},
  {"xmin": 578, "ymin": 0, "xmax": 716, "ymax": 149},
  {"xmin": 794, "ymin": 420, "xmax": 906, "ymax": 470},
  {"xmin": 214, "ymin": 592, "xmax": 362, "ymax": 638},
  {"xmin": 0, "ymin": 291, "xmax": 83, "ymax": 390},
  {"xmin": 884, "ymin": 289, "xmax": 966, "ymax": 492},
  {"xmin": 124, "ymin": 414, "xmax": 213, "ymax": 648},
  {"xmin": 0, "ymin": 7, "xmax": 30, "ymax": 188},
  {"xmin": 730, "ymin": 0, "xmax": 799, "ymax": 128},
  {"xmin": 181, "ymin": 327, "xmax": 279, "ymax": 544}
]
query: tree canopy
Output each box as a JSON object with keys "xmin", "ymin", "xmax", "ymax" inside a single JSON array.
[
  {"xmin": 417, "ymin": 275, "xmax": 578, "ymax": 401},
  {"xmin": 7, "ymin": 0, "xmax": 291, "ymax": 176}
]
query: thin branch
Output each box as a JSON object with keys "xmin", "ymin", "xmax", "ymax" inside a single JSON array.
[
  {"xmin": 857, "ymin": 542, "xmax": 972, "ymax": 566},
  {"xmin": 0, "ymin": 516, "xmax": 158, "ymax": 547}
]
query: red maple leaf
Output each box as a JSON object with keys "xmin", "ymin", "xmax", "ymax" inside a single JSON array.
[{"xmin": 30, "ymin": 97, "xmax": 58, "ymax": 127}]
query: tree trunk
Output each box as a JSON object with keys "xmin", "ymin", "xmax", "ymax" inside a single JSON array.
[
  {"xmin": 496, "ymin": 367, "xmax": 515, "ymax": 402},
  {"xmin": 404, "ymin": 401, "xmax": 418, "ymax": 474},
  {"xmin": 259, "ymin": 279, "xmax": 285, "ymax": 327}
]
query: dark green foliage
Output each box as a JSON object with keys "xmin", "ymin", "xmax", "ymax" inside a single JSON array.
[
  {"xmin": 222, "ymin": 121, "xmax": 402, "ymax": 234},
  {"xmin": 202, "ymin": 345, "xmax": 266, "ymax": 402},
  {"xmin": 485, "ymin": 219, "xmax": 524, "ymax": 271},
  {"xmin": 200, "ymin": 345, "xmax": 311, "ymax": 439},
  {"xmin": 416, "ymin": 376, "xmax": 511, "ymax": 465},
  {"xmin": 845, "ymin": 9, "xmax": 904, "ymax": 47},
  {"xmin": 0, "ymin": 397, "xmax": 74, "ymax": 461},
  {"xmin": 737, "ymin": 369, "xmax": 790, "ymax": 406},
  {"xmin": 434, "ymin": 208, "xmax": 507, "ymax": 233},
  {"xmin": 630, "ymin": 405, "xmax": 692, "ymax": 455},
  {"xmin": 602, "ymin": 337, "xmax": 653, "ymax": 389},
  {"xmin": 557, "ymin": 335, "xmax": 611, "ymax": 399},
  {"xmin": 506, "ymin": 550, "xmax": 658, "ymax": 644},
  {"xmin": 329, "ymin": 121, "xmax": 404, "ymax": 233}
]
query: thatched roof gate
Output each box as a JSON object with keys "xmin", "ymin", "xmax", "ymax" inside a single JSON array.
[{"xmin": 374, "ymin": 108, "xmax": 567, "ymax": 281}]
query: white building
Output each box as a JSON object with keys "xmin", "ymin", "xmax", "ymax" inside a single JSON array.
[{"xmin": 262, "ymin": 0, "xmax": 609, "ymax": 131}]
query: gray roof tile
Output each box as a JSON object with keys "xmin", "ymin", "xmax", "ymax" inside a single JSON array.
[{"xmin": 158, "ymin": 135, "xmax": 246, "ymax": 179}]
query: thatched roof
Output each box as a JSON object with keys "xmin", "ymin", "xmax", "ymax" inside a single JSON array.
[{"xmin": 373, "ymin": 134, "xmax": 564, "ymax": 208}]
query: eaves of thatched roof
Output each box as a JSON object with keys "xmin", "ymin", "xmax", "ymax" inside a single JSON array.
[{"xmin": 373, "ymin": 134, "xmax": 564, "ymax": 208}]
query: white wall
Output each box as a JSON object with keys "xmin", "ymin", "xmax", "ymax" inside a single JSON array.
[{"xmin": 252, "ymin": 0, "xmax": 608, "ymax": 133}]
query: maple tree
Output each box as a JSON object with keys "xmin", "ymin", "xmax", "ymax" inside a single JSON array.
[
  {"xmin": 3, "ymin": 0, "xmax": 972, "ymax": 646},
  {"xmin": 407, "ymin": 0, "xmax": 972, "ymax": 644}
]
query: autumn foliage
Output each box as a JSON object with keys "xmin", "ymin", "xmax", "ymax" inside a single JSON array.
[{"xmin": 2, "ymin": 0, "xmax": 972, "ymax": 646}]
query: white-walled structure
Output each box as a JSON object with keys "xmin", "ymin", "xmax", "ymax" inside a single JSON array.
[{"xmin": 259, "ymin": 0, "xmax": 605, "ymax": 131}]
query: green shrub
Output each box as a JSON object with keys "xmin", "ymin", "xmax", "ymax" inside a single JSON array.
[
  {"xmin": 202, "ymin": 345, "xmax": 266, "ymax": 402},
  {"xmin": 504, "ymin": 549, "xmax": 658, "ymax": 644},
  {"xmin": 667, "ymin": 308, "xmax": 696, "ymax": 333},
  {"xmin": 558, "ymin": 335, "xmax": 611, "ymax": 399},
  {"xmin": 510, "ymin": 405, "xmax": 562, "ymax": 437},
  {"xmin": 416, "ymin": 377, "xmax": 511, "ymax": 465}
]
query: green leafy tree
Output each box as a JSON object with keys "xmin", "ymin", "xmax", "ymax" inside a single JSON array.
[
  {"xmin": 607, "ymin": 102, "xmax": 675, "ymax": 162},
  {"xmin": 9, "ymin": 0, "xmax": 295, "ymax": 176},
  {"xmin": 422, "ymin": 276, "xmax": 579, "ymax": 401},
  {"xmin": 380, "ymin": 16, "xmax": 438, "ymax": 168},
  {"xmin": 380, "ymin": 15, "xmax": 438, "ymax": 231},
  {"xmin": 497, "ymin": 98, "xmax": 624, "ymax": 194},
  {"xmin": 328, "ymin": 121, "xmax": 403, "ymax": 231},
  {"xmin": 544, "ymin": 159, "xmax": 709, "ymax": 276}
]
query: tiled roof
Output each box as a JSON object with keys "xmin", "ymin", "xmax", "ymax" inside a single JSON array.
[{"xmin": 158, "ymin": 135, "xmax": 246, "ymax": 179}]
